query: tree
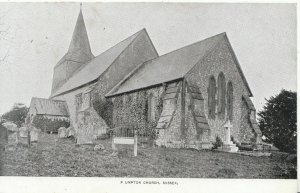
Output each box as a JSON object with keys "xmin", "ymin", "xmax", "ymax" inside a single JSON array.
[
  {"xmin": 258, "ymin": 90, "xmax": 297, "ymax": 153},
  {"xmin": 1, "ymin": 103, "xmax": 29, "ymax": 127}
]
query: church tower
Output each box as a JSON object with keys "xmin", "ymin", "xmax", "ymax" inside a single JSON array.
[{"xmin": 51, "ymin": 6, "xmax": 94, "ymax": 94}]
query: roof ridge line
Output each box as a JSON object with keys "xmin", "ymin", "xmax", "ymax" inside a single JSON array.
[
  {"xmin": 151, "ymin": 32, "xmax": 226, "ymax": 62},
  {"xmin": 32, "ymin": 97, "xmax": 66, "ymax": 102}
]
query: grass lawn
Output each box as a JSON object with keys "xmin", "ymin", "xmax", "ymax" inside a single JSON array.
[{"xmin": 0, "ymin": 133, "xmax": 296, "ymax": 178}]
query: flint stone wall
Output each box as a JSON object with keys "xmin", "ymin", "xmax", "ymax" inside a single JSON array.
[{"xmin": 185, "ymin": 37, "xmax": 257, "ymax": 144}]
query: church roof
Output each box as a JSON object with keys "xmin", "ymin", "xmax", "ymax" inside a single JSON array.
[
  {"xmin": 55, "ymin": 9, "xmax": 94, "ymax": 68},
  {"xmin": 50, "ymin": 29, "xmax": 146, "ymax": 97},
  {"xmin": 106, "ymin": 32, "xmax": 253, "ymax": 97},
  {"xmin": 29, "ymin": 97, "xmax": 69, "ymax": 116},
  {"xmin": 106, "ymin": 33, "xmax": 226, "ymax": 97}
]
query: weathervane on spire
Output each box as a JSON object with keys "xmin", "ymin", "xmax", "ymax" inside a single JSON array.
[{"xmin": 80, "ymin": 2, "xmax": 82, "ymax": 10}]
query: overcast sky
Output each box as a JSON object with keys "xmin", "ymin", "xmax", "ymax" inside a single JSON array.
[{"xmin": 0, "ymin": 3, "xmax": 296, "ymax": 115}]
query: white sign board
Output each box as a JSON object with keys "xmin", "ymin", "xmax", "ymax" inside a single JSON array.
[
  {"xmin": 113, "ymin": 137, "xmax": 134, "ymax": 145},
  {"xmin": 112, "ymin": 131, "xmax": 138, "ymax": 156}
]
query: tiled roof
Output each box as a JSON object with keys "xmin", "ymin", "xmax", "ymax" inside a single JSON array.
[
  {"xmin": 106, "ymin": 33, "xmax": 225, "ymax": 97},
  {"xmin": 29, "ymin": 97, "xmax": 69, "ymax": 116}
]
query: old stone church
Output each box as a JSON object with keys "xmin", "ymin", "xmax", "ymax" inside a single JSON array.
[{"xmin": 28, "ymin": 8, "xmax": 262, "ymax": 148}]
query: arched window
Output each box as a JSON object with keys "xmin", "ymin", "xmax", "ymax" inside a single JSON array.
[
  {"xmin": 227, "ymin": 81, "xmax": 234, "ymax": 121},
  {"xmin": 217, "ymin": 72, "xmax": 226, "ymax": 118},
  {"xmin": 208, "ymin": 76, "xmax": 216, "ymax": 119}
]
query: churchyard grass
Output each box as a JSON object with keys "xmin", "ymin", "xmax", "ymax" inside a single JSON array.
[{"xmin": 0, "ymin": 132, "xmax": 296, "ymax": 178}]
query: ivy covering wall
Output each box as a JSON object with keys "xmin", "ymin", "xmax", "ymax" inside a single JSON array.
[{"xmin": 111, "ymin": 87, "xmax": 164, "ymax": 137}]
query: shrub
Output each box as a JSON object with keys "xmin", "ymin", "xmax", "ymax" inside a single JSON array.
[
  {"xmin": 212, "ymin": 136, "xmax": 223, "ymax": 150},
  {"xmin": 258, "ymin": 89, "xmax": 296, "ymax": 153},
  {"xmin": 32, "ymin": 116, "xmax": 69, "ymax": 133}
]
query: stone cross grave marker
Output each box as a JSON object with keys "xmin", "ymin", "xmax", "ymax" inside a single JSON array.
[
  {"xmin": 217, "ymin": 120, "xmax": 239, "ymax": 152},
  {"xmin": 224, "ymin": 120, "xmax": 233, "ymax": 145}
]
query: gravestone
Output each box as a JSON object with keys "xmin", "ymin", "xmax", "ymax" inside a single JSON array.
[
  {"xmin": 217, "ymin": 120, "xmax": 239, "ymax": 152},
  {"xmin": 10, "ymin": 131, "xmax": 20, "ymax": 144},
  {"xmin": 30, "ymin": 127, "xmax": 41, "ymax": 142},
  {"xmin": 58, "ymin": 127, "xmax": 67, "ymax": 138},
  {"xmin": 2, "ymin": 122, "xmax": 18, "ymax": 132},
  {"xmin": 0, "ymin": 124, "xmax": 8, "ymax": 148},
  {"xmin": 77, "ymin": 123, "xmax": 94, "ymax": 144},
  {"xmin": 66, "ymin": 127, "xmax": 76, "ymax": 137},
  {"xmin": 19, "ymin": 127, "xmax": 29, "ymax": 138}
]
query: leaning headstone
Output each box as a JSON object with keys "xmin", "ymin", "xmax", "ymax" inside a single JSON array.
[
  {"xmin": 19, "ymin": 127, "xmax": 28, "ymax": 138},
  {"xmin": 58, "ymin": 127, "xmax": 67, "ymax": 138},
  {"xmin": 0, "ymin": 124, "xmax": 8, "ymax": 149},
  {"xmin": 30, "ymin": 127, "xmax": 41, "ymax": 143}
]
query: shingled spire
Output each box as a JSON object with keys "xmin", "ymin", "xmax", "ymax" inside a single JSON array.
[
  {"xmin": 51, "ymin": 5, "xmax": 94, "ymax": 94},
  {"xmin": 66, "ymin": 5, "xmax": 94, "ymax": 62}
]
